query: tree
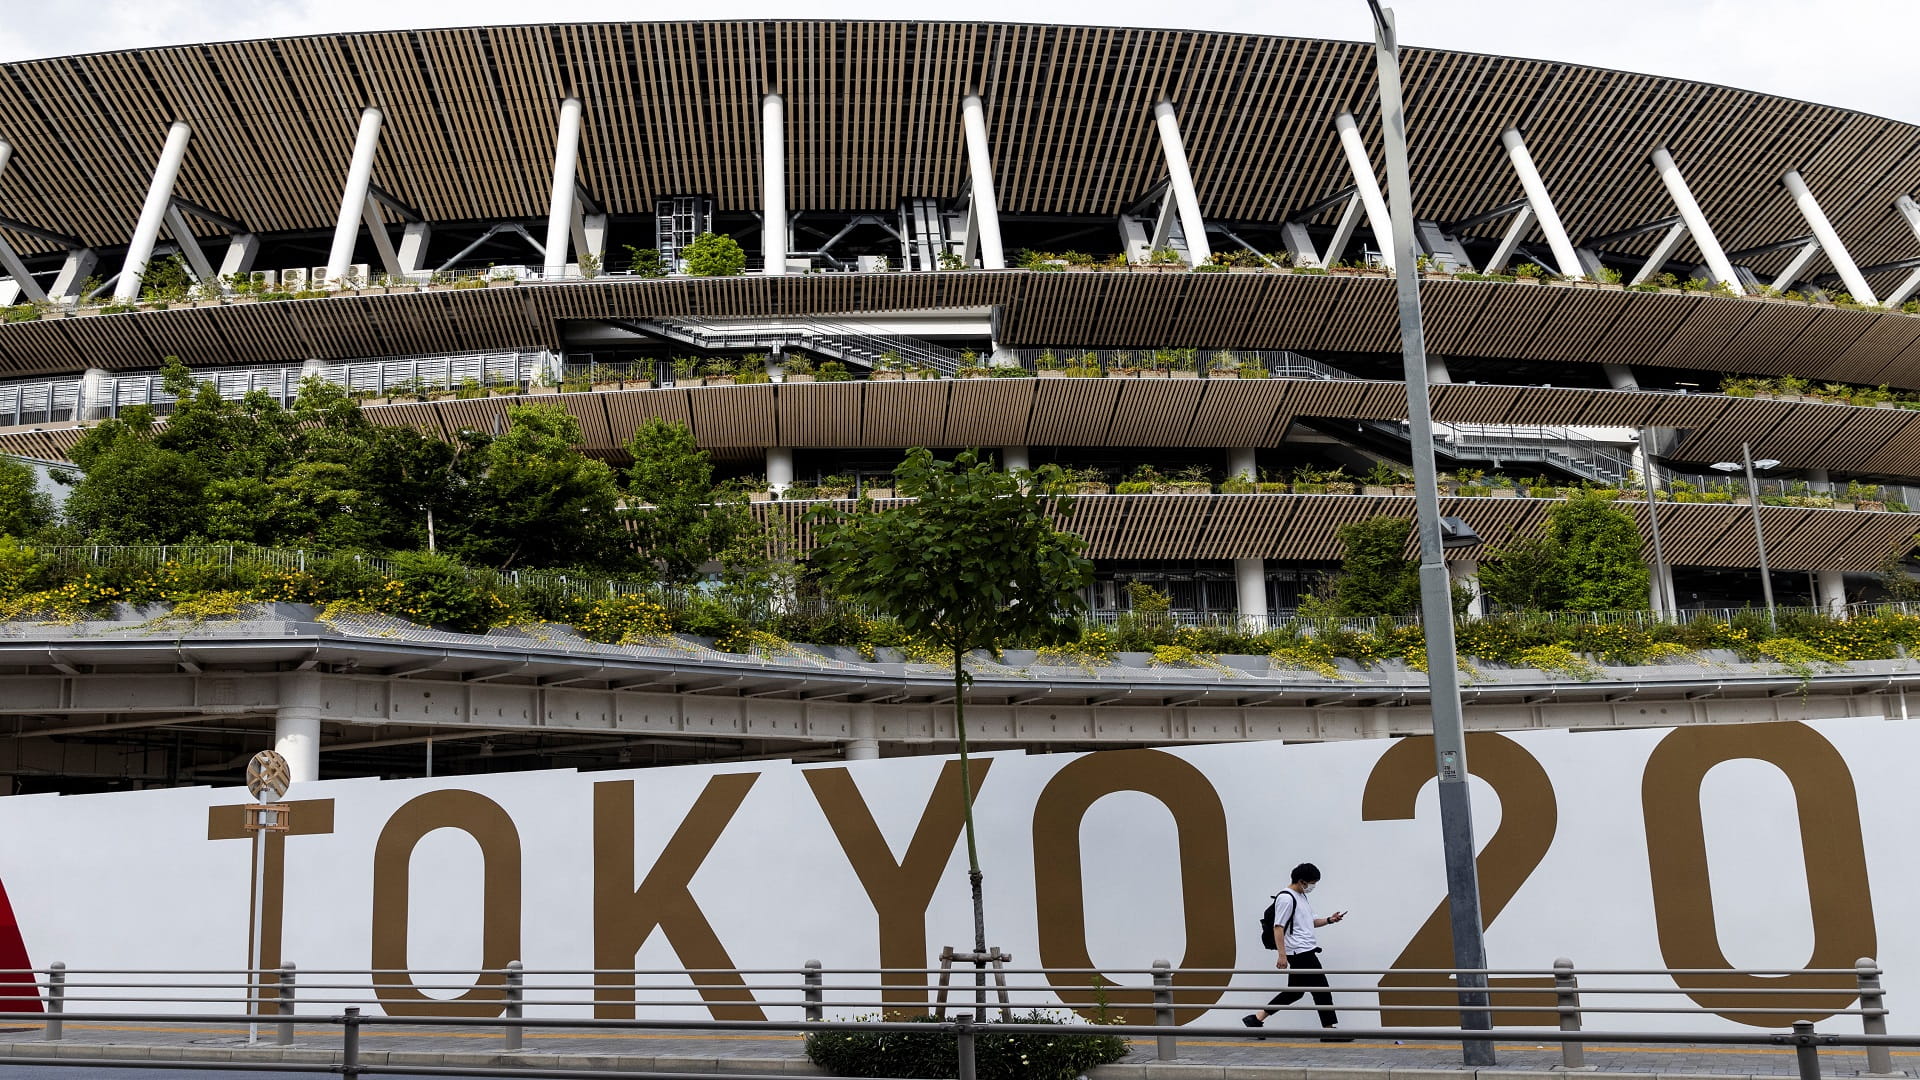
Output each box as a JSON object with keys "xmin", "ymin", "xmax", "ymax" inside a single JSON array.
[
  {"xmin": 1478, "ymin": 535, "xmax": 1568, "ymax": 611},
  {"xmin": 450, "ymin": 404, "xmax": 624, "ymax": 570},
  {"xmin": 1332, "ymin": 516, "xmax": 1422, "ymax": 615},
  {"xmin": 0, "ymin": 457, "xmax": 53, "ymax": 538},
  {"xmin": 1547, "ymin": 492, "xmax": 1648, "ymax": 610},
  {"xmin": 64, "ymin": 407, "xmax": 208, "ymax": 542},
  {"xmin": 625, "ymin": 419, "xmax": 757, "ymax": 585},
  {"xmin": 809, "ymin": 448, "xmax": 1092, "ymax": 961},
  {"xmin": 681, "ymin": 232, "xmax": 746, "ymax": 277}
]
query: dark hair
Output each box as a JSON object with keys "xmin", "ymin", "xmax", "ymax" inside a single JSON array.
[{"xmin": 1290, "ymin": 862, "xmax": 1321, "ymax": 883}]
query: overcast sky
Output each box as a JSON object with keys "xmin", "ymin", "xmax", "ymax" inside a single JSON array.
[{"xmin": 2, "ymin": 0, "xmax": 1914, "ymax": 125}]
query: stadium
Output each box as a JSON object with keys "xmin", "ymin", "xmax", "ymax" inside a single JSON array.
[{"xmin": 1, "ymin": 20, "xmax": 1919, "ymax": 790}]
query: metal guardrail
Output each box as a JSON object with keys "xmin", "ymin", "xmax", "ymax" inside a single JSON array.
[{"xmin": 0, "ymin": 959, "xmax": 1901, "ymax": 1077}]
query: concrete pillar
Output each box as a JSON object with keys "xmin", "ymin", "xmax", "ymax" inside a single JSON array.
[
  {"xmin": 1234, "ymin": 557, "xmax": 1269, "ymax": 630},
  {"xmin": 115, "ymin": 121, "xmax": 193, "ymax": 302},
  {"xmin": 1449, "ymin": 558, "xmax": 1485, "ymax": 617},
  {"xmin": 78, "ymin": 368, "xmax": 114, "ymax": 420},
  {"xmin": 1333, "ymin": 113, "xmax": 1395, "ymax": 270},
  {"xmin": 1630, "ymin": 221, "xmax": 1689, "ymax": 286},
  {"xmin": 1228, "ymin": 447, "xmax": 1258, "ymax": 481},
  {"xmin": 1000, "ymin": 446, "xmax": 1029, "ymax": 472},
  {"xmin": 1482, "ymin": 205, "xmax": 1535, "ymax": 275},
  {"xmin": 1603, "ymin": 364, "xmax": 1639, "ymax": 391},
  {"xmin": 1152, "ymin": 101, "xmax": 1211, "ymax": 266},
  {"xmin": 398, "ymin": 223, "xmax": 433, "ymax": 277},
  {"xmin": 1652, "ymin": 561, "xmax": 1679, "ymax": 617},
  {"xmin": 1887, "ymin": 197, "xmax": 1920, "ymax": 307},
  {"xmin": 275, "ymin": 674, "xmax": 324, "ymax": 786},
  {"xmin": 1817, "ymin": 570, "xmax": 1847, "ymax": 618},
  {"xmin": 218, "ymin": 234, "xmax": 262, "ymax": 279},
  {"xmin": 323, "ymin": 109, "xmax": 384, "ymax": 287},
  {"xmin": 845, "ymin": 711, "xmax": 879, "ymax": 761},
  {"xmin": 762, "ymin": 94, "xmax": 787, "ymax": 276},
  {"xmin": 1781, "ymin": 170, "xmax": 1875, "ymax": 305},
  {"xmin": 543, "ymin": 98, "xmax": 583, "ymax": 279},
  {"xmin": 961, "ymin": 95, "xmax": 1005, "ymax": 270},
  {"xmin": 1500, "ymin": 128, "xmax": 1582, "ymax": 278},
  {"xmin": 361, "ymin": 200, "xmax": 403, "ymax": 279},
  {"xmin": 1426, "ymin": 355, "xmax": 1451, "ymax": 384},
  {"xmin": 48, "ymin": 249, "xmax": 100, "ymax": 302},
  {"xmin": 1650, "ymin": 147, "xmax": 1742, "ymax": 293},
  {"xmin": 767, "ymin": 447, "xmax": 795, "ymax": 494},
  {"xmin": 0, "ymin": 141, "xmax": 48, "ymax": 303}
]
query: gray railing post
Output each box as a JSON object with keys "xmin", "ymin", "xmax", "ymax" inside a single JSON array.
[
  {"xmin": 1554, "ymin": 957, "xmax": 1585, "ymax": 1070},
  {"xmin": 803, "ymin": 960, "xmax": 823, "ymax": 1022},
  {"xmin": 1857, "ymin": 957, "xmax": 1897, "ymax": 1076},
  {"xmin": 503, "ymin": 961, "xmax": 524, "ymax": 1050},
  {"xmin": 43, "ymin": 962, "xmax": 63, "ymax": 1041},
  {"xmin": 954, "ymin": 1016, "xmax": 977, "ymax": 1080},
  {"xmin": 342, "ymin": 1006, "xmax": 362, "ymax": 1079},
  {"xmin": 1152, "ymin": 959, "xmax": 1177, "ymax": 1061},
  {"xmin": 276, "ymin": 961, "xmax": 296, "ymax": 1045},
  {"xmin": 1792, "ymin": 1020, "xmax": 1821, "ymax": 1080}
]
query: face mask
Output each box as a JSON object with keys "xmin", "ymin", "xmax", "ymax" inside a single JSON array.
[{"xmin": 1302, "ymin": 882, "xmax": 1317, "ymax": 894}]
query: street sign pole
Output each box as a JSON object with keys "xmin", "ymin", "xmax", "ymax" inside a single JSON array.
[
  {"xmin": 242, "ymin": 750, "xmax": 293, "ymax": 1046},
  {"xmin": 1364, "ymin": 2, "xmax": 1495, "ymax": 1065}
]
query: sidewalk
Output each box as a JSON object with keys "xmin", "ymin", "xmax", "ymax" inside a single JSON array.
[{"xmin": 0, "ymin": 1018, "xmax": 1902, "ymax": 1078}]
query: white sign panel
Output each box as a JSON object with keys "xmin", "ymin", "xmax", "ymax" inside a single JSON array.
[{"xmin": 0, "ymin": 718, "xmax": 1902, "ymax": 1033}]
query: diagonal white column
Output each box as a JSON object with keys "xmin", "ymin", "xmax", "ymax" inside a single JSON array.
[
  {"xmin": 1152, "ymin": 101, "xmax": 1211, "ymax": 266},
  {"xmin": 1649, "ymin": 146, "xmax": 1742, "ymax": 293},
  {"xmin": 1771, "ymin": 239, "xmax": 1822, "ymax": 293},
  {"xmin": 162, "ymin": 205, "xmax": 214, "ymax": 282},
  {"xmin": 762, "ymin": 93, "xmax": 786, "ymax": 276},
  {"xmin": 543, "ymin": 97, "xmax": 583, "ymax": 279},
  {"xmin": 1500, "ymin": 127, "xmax": 1581, "ymax": 278},
  {"xmin": 361, "ymin": 199, "xmax": 403, "ymax": 278},
  {"xmin": 1886, "ymin": 196, "xmax": 1920, "ymax": 307},
  {"xmin": 1333, "ymin": 112, "xmax": 1396, "ymax": 269},
  {"xmin": 1630, "ymin": 221, "xmax": 1688, "ymax": 285},
  {"xmin": 1782, "ymin": 170, "xmax": 1876, "ymax": 304},
  {"xmin": 325, "ymin": 108, "xmax": 384, "ymax": 287},
  {"xmin": 0, "ymin": 141, "xmax": 47, "ymax": 302},
  {"xmin": 115, "ymin": 121, "xmax": 193, "ymax": 302},
  {"xmin": 961, "ymin": 95, "xmax": 1005, "ymax": 270},
  {"xmin": 1482, "ymin": 205, "xmax": 1535, "ymax": 274}
]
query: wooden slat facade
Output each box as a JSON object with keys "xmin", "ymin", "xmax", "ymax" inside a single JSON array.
[{"xmin": 2, "ymin": 22, "xmax": 1919, "ymax": 291}]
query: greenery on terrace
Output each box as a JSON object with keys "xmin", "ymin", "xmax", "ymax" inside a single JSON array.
[{"xmin": 0, "ymin": 360, "xmax": 1909, "ymax": 677}]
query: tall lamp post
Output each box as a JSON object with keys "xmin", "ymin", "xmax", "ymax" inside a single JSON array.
[
  {"xmin": 1711, "ymin": 443, "xmax": 1781, "ymax": 629},
  {"xmin": 1364, "ymin": 1, "xmax": 1496, "ymax": 1065}
]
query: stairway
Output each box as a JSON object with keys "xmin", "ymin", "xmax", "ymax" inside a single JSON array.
[{"xmin": 633, "ymin": 316, "xmax": 964, "ymax": 376}]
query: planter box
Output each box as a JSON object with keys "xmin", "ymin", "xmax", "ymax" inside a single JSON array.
[
  {"xmin": 1392, "ymin": 484, "xmax": 1417, "ymax": 496},
  {"xmin": 1151, "ymin": 482, "xmax": 1212, "ymax": 494},
  {"xmin": 871, "ymin": 371, "xmax": 904, "ymax": 381},
  {"xmin": 1489, "ymin": 488, "xmax": 1519, "ymax": 499},
  {"xmin": 1037, "ymin": 370, "xmax": 1067, "ymax": 379},
  {"xmin": 1294, "ymin": 483, "xmax": 1329, "ymax": 494},
  {"xmin": 622, "ymin": 379, "xmax": 654, "ymax": 391},
  {"xmin": 527, "ymin": 386, "xmax": 558, "ymax": 396},
  {"xmin": 486, "ymin": 278, "xmax": 518, "ymax": 289},
  {"xmin": 863, "ymin": 487, "xmax": 895, "ymax": 499},
  {"xmin": 783, "ymin": 373, "xmax": 816, "ymax": 383},
  {"xmin": 1326, "ymin": 483, "xmax": 1356, "ymax": 495},
  {"xmin": 362, "ymin": 397, "xmax": 391, "ymax": 407},
  {"xmin": 193, "ymin": 300, "xmax": 223, "ymax": 309},
  {"xmin": 1105, "ymin": 371, "xmax": 1138, "ymax": 378},
  {"xmin": 704, "ymin": 376, "xmax": 737, "ymax": 386},
  {"xmin": 1257, "ymin": 483, "xmax": 1290, "ymax": 494},
  {"xmin": 1139, "ymin": 370, "xmax": 1169, "ymax": 379},
  {"xmin": 749, "ymin": 492, "xmax": 772, "ymax": 503},
  {"xmin": 1073, "ymin": 483, "xmax": 1112, "ymax": 495},
  {"xmin": 1362, "ymin": 485, "xmax": 1393, "ymax": 497},
  {"xmin": 37, "ymin": 310, "xmax": 66, "ymax": 321},
  {"xmin": 1169, "ymin": 370, "xmax": 1200, "ymax": 379},
  {"xmin": 591, "ymin": 382, "xmax": 621, "ymax": 393}
]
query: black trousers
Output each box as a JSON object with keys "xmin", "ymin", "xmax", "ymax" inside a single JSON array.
[{"xmin": 1265, "ymin": 948, "xmax": 1337, "ymax": 1027}]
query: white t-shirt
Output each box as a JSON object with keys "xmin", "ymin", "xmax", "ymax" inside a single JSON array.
[{"xmin": 1274, "ymin": 887, "xmax": 1318, "ymax": 955}]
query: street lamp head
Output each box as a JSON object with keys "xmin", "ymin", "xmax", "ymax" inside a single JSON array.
[
  {"xmin": 1439, "ymin": 515, "xmax": 1482, "ymax": 550},
  {"xmin": 1754, "ymin": 459, "xmax": 1781, "ymax": 470},
  {"xmin": 1710, "ymin": 462, "xmax": 1740, "ymax": 472}
]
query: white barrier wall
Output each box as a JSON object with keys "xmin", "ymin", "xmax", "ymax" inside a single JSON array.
[{"xmin": 0, "ymin": 718, "xmax": 1903, "ymax": 1033}]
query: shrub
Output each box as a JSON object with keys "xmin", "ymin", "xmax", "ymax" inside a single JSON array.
[
  {"xmin": 386, "ymin": 551, "xmax": 498, "ymax": 632},
  {"xmin": 575, "ymin": 594, "xmax": 671, "ymax": 643},
  {"xmin": 1333, "ymin": 516, "xmax": 1421, "ymax": 615},
  {"xmin": 682, "ymin": 232, "xmax": 746, "ymax": 277},
  {"xmin": 804, "ymin": 1012, "xmax": 1128, "ymax": 1080}
]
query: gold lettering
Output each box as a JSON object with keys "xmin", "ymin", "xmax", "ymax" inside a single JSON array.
[
  {"xmin": 594, "ymin": 775, "xmax": 766, "ymax": 1020},
  {"xmin": 208, "ymin": 799, "xmax": 336, "ymax": 1015},
  {"xmin": 1642, "ymin": 722, "xmax": 1875, "ymax": 1025},
  {"xmin": 805, "ymin": 760, "xmax": 991, "ymax": 1013},
  {"xmin": 369, "ymin": 790, "xmax": 522, "ymax": 1017},
  {"xmin": 1031, "ymin": 749, "xmax": 1234, "ymax": 1024}
]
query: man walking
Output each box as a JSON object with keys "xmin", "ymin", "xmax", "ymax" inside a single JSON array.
[{"xmin": 1244, "ymin": 862, "xmax": 1351, "ymax": 1040}]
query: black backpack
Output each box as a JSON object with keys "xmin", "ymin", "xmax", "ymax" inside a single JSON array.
[{"xmin": 1258, "ymin": 890, "xmax": 1298, "ymax": 951}]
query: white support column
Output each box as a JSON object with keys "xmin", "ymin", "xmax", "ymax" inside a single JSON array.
[
  {"xmin": 845, "ymin": 711, "xmax": 880, "ymax": 761},
  {"xmin": 1280, "ymin": 221, "xmax": 1322, "ymax": 268},
  {"xmin": 1449, "ymin": 558, "xmax": 1485, "ymax": 617},
  {"xmin": 1771, "ymin": 239, "xmax": 1822, "ymax": 292},
  {"xmin": 398, "ymin": 223, "xmax": 433, "ymax": 276},
  {"xmin": 48, "ymin": 249, "xmax": 99, "ymax": 302},
  {"xmin": 1234, "ymin": 558, "xmax": 1269, "ymax": 629},
  {"xmin": 1781, "ymin": 170, "xmax": 1875, "ymax": 305},
  {"xmin": 218, "ymin": 235, "xmax": 261, "ymax": 279},
  {"xmin": 1482, "ymin": 205, "xmax": 1536, "ymax": 275},
  {"xmin": 1000, "ymin": 446, "xmax": 1029, "ymax": 473},
  {"xmin": 162, "ymin": 205, "xmax": 213, "ymax": 282},
  {"xmin": 1228, "ymin": 446, "xmax": 1258, "ymax": 481},
  {"xmin": 766, "ymin": 447, "xmax": 795, "ymax": 495},
  {"xmin": 1334, "ymin": 112, "xmax": 1395, "ymax": 270},
  {"xmin": 961, "ymin": 95, "xmax": 1005, "ymax": 270},
  {"xmin": 1152, "ymin": 101, "xmax": 1211, "ymax": 266},
  {"xmin": 1147, "ymin": 190, "xmax": 1179, "ymax": 254},
  {"xmin": 1603, "ymin": 364, "xmax": 1639, "ymax": 391},
  {"xmin": 1884, "ymin": 195, "xmax": 1920, "ymax": 307},
  {"xmin": 0, "ymin": 141, "xmax": 47, "ymax": 303},
  {"xmin": 324, "ymin": 108, "xmax": 384, "ymax": 288},
  {"xmin": 361, "ymin": 200, "xmax": 403, "ymax": 279},
  {"xmin": 275, "ymin": 708, "xmax": 321, "ymax": 787},
  {"xmin": 1322, "ymin": 194, "xmax": 1363, "ymax": 267},
  {"xmin": 543, "ymin": 98, "xmax": 583, "ymax": 279},
  {"xmin": 1650, "ymin": 147, "xmax": 1743, "ymax": 293},
  {"xmin": 1631, "ymin": 221, "xmax": 1690, "ymax": 285},
  {"xmin": 762, "ymin": 93, "xmax": 787, "ymax": 276},
  {"xmin": 1652, "ymin": 560, "xmax": 1679, "ymax": 617},
  {"xmin": 1500, "ymin": 128, "xmax": 1582, "ymax": 278},
  {"xmin": 1817, "ymin": 570, "xmax": 1848, "ymax": 618},
  {"xmin": 115, "ymin": 121, "xmax": 193, "ymax": 303},
  {"xmin": 1426, "ymin": 355, "xmax": 1451, "ymax": 385}
]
